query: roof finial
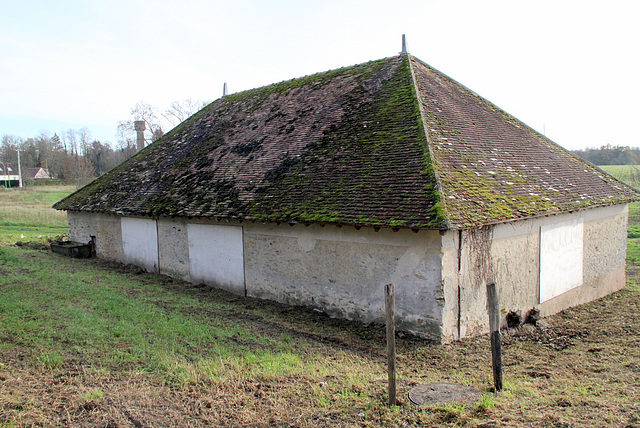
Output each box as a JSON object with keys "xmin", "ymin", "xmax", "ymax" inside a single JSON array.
[
  {"xmin": 222, "ymin": 82, "xmax": 228, "ymax": 97},
  {"xmin": 401, "ymin": 34, "xmax": 407, "ymax": 55}
]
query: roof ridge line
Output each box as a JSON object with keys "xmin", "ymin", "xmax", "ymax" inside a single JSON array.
[
  {"xmin": 409, "ymin": 56, "xmax": 639, "ymax": 198},
  {"xmin": 407, "ymin": 54, "xmax": 450, "ymax": 229},
  {"xmin": 409, "ymin": 57, "xmax": 578, "ymax": 160}
]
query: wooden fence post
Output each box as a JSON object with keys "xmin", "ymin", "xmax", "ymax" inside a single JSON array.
[
  {"xmin": 486, "ymin": 282, "xmax": 503, "ymax": 392},
  {"xmin": 385, "ymin": 283, "xmax": 397, "ymax": 405}
]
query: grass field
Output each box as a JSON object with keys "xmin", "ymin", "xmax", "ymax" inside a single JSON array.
[
  {"xmin": 599, "ymin": 165, "xmax": 640, "ymax": 189},
  {"xmin": 1, "ymin": 184, "xmax": 639, "ymax": 426},
  {"xmin": 600, "ymin": 165, "xmax": 640, "ymax": 263},
  {"xmin": 0, "ymin": 185, "xmax": 72, "ymax": 245}
]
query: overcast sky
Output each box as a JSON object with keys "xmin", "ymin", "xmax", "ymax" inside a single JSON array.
[{"xmin": 1, "ymin": 0, "xmax": 638, "ymax": 150}]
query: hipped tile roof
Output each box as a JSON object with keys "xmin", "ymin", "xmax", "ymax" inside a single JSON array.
[{"xmin": 54, "ymin": 54, "xmax": 639, "ymax": 229}]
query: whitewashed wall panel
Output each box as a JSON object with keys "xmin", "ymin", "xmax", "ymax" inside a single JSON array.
[
  {"xmin": 188, "ymin": 224, "xmax": 245, "ymax": 295},
  {"xmin": 539, "ymin": 218, "xmax": 584, "ymax": 302},
  {"xmin": 121, "ymin": 217, "xmax": 159, "ymax": 272}
]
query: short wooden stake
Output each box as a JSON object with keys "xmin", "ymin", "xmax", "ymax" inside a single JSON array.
[
  {"xmin": 486, "ymin": 282, "xmax": 503, "ymax": 392},
  {"xmin": 385, "ymin": 283, "xmax": 397, "ymax": 405}
]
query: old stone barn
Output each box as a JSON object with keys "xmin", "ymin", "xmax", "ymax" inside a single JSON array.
[{"xmin": 54, "ymin": 54, "xmax": 638, "ymax": 342}]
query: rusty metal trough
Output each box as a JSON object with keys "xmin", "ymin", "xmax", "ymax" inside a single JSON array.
[{"xmin": 51, "ymin": 239, "xmax": 95, "ymax": 259}]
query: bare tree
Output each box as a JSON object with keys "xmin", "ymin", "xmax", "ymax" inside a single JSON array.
[
  {"xmin": 62, "ymin": 156, "xmax": 95, "ymax": 181},
  {"xmin": 78, "ymin": 127, "xmax": 91, "ymax": 156},
  {"xmin": 116, "ymin": 120, "xmax": 136, "ymax": 148},
  {"xmin": 117, "ymin": 101, "xmax": 165, "ymax": 149},
  {"xmin": 1, "ymin": 135, "xmax": 23, "ymax": 165},
  {"xmin": 162, "ymin": 99, "xmax": 208, "ymax": 127},
  {"xmin": 132, "ymin": 102, "xmax": 160, "ymax": 132},
  {"xmin": 63, "ymin": 129, "xmax": 78, "ymax": 156},
  {"xmin": 114, "ymin": 139, "xmax": 137, "ymax": 164},
  {"xmin": 45, "ymin": 134, "xmax": 67, "ymax": 178}
]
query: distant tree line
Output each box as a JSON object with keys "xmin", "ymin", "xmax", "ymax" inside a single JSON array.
[
  {"xmin": 571, "ymin": 144, "xmax": 640, "ymax": 166},
  {"xmin": 1, "ymin": 130, "xmax": 138, "ymax": 182},
  {"xmin": 1, "ymin": 99, "xmax": 207, "ymax": 183}
]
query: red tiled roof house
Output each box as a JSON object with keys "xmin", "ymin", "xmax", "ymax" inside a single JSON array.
[
  {"xmin": 24, "ymin": 167, "xmax": 52, "ymax": 180},
  {"xmin": 54, "ymin": 54, "xmax": 638, "ymax": 342}
]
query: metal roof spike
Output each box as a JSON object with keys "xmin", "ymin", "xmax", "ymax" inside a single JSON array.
[{"xmin": 400, "ymin": 34, "xmax": 407, "ymax": 55}]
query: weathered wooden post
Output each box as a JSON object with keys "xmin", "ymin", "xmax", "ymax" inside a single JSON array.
[
  {"xmin": 486, "ymin": 282, "xmax": 503, "ymax": 391},
  {"xmin": 385, "ymin": 283, "xmax": 397, "ymax": 405}
]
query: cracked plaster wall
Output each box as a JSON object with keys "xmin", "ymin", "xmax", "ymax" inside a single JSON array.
[
  {"xmin": 243, "ymin": 223, "xmax": 444, "ymax": 339},
  {"xmin": 441, "ymin": 204, "xmax": 628, "ymax": 342},
  {"xmin": 68, "ymin": 211, "xmax": 122, "ymax": 261},
  {"xmin": 157, "ymin": 219, "xmax": 190, "ymax": 281}
]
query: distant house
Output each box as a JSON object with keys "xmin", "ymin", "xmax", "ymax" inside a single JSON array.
[
  {"xmin": 24, "ymin": 167, "xmax": 52, "ymax": 180},
  {"xmin": 54, "ymin": 53, "xmax": 639, "ymax": 342},
  {"xmin": 0, "ymin": 164, "xmax": 19, "ymax": 187}
]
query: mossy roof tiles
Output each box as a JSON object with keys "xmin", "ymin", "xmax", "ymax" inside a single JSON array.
[{"xmin": 54, "ymin": 54, "xmax": 639, "ymax": 229}]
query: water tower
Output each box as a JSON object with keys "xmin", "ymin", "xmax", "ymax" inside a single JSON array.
[{"xmin": 134, "ymin": 120, "xmax": 146, "ymax": 151}]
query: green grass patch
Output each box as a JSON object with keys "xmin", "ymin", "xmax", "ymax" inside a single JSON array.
[
  {"xmin": 627, "ymin": 238, "xmax": 640, "ymax": 264},
  {"xmin": 0, "ymin": 246, "xmax": 338, "ymax": 386},
  {"xmin": 0, "ymin": 185, "xmax": 73, "ymax": 228},
  {"xmin": 600, "ymin": 166, "xmax": 640, "ymax": 256},
  {"xmin": 81, "ymin": 389, "xmax": 104, "ymax": 403},
  {"xmin": 599, "ymin": 165, "xmax": 640, "ymax": 222},
  {"xmin": 599, "ymin": 165, "xmax": 640, "ymax": 188},
  {"xmin": 0, "ymin": 185, "xmax": 73, "ymax": 244}
]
